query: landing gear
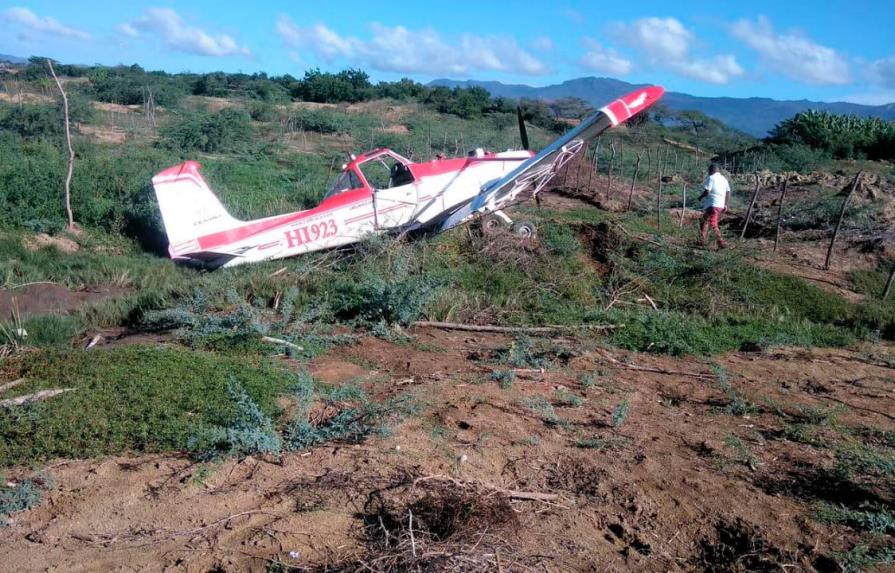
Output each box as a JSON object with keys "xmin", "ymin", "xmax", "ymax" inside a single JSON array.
[
  {"xmin": 512, "ymin": 220, "xmax": 537, "ymax": 239},
  {"xmin": 477, "ymin": 211, "xmax": 537, "ymax": 239}
]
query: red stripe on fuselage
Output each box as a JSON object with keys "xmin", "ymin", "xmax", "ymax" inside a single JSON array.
[{"xmin": 195, "ymin": 187, "xmax": 372, "ymax": 251}]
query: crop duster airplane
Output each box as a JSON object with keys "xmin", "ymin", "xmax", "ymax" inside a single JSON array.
[{"xmin": 152, "ymin": 86, "xmax": 664, "ymax": 268}]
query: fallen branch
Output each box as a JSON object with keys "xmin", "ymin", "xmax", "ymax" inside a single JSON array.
[
  {"xmin": 0, "ymin": 388, "xmax": 74, "ymax": 407},
  {"xmin": 593, "ymin": 348, "xmax": 715, "ymax": 379},
  {"xmin": 411, "ymin": 321, "xmax": 621, "ymax": 334},
  {"xmin": 413, "ymin": 475, "xmax": 559, "ymax": 502},
  {"xmin": 260, "ymin": 336, "xmax": 304, "ymax": 351},
  {"xmin": 0, "ymin": 378, "xmax": 25, "ymax": 393}
]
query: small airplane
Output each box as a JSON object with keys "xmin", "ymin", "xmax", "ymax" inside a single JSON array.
[{"xmin": 152, "ymin": 86, "xmax": 664, "ymax": 268}]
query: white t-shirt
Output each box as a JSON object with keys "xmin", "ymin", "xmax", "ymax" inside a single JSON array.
[{"xmin": 702, "ymin": 172, "xmax": 730, "ymax": 208}]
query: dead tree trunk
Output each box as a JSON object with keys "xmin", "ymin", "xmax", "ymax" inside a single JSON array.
[
  {"xmin": 680, "ymin": 182, "xmax": 687, "ymax": 227},
  {"xmin": 740, "ymin": 173, "xmax": 762, "ymax": 240},
  {"xmin": 627, "ymin": 152, "xmax": 642, "ymax": 210},
  {"xmin": 824, "ymin": 172, "xmax": 862, "ymax": 270},
  {"xmin": 656, "ymin": 162, "xmax": 664, "ymax": 233},
  {"xmin": 47, "ymin": 59, "xmax": 77, "ymax": 232},
  {"xmin": 883, "ymin": 262, "xmax": 895, "ymax": 299},
  {"xmin": 774, "ymin": 180, "xmax": 788, "ymax": 253},
  {"xmin": 606, "ymin": 143, "xmax": 616, "ymax": 197}
]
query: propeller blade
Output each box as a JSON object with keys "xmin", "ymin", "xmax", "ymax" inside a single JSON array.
[{"xmin": 516, "ymin": 106, "xmax": 530, "ymax": 151}]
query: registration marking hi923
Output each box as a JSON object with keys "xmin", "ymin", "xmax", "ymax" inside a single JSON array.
[{"xmin": 284, "ymin": 219, "xmax": 338, "ymax": 248}]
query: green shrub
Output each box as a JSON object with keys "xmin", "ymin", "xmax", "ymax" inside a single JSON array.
[
  {"xmin": 0, "ymin": 479, "xmax": 44, "ymax": 526},
  {"xmin": 160, "ymin": 108, "xmax": 254, "ymax": 153}
]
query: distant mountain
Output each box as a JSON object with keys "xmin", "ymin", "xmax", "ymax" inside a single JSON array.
[
  {"xmin": 0, "ymin": 54, "xmax": 27, "ymax": 64},
  {"xmin": 430, "ymin": 77, "xmax": 895, "ymax": 137}
]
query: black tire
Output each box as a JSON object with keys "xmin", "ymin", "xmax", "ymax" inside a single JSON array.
[
  {"xmin": 480, "ymin": 214, "xmax": 508, "ymax": 235},
  {"xmin": 512, "ymin": 220, "xmax": 537, "ymax": 239}
]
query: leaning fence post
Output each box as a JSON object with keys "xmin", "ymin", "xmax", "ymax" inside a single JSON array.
[
  {"xmin": 740, "ymin": 173, "xmax": 761, "ymax": 240},
  {"xmin": 883, "ymin": 262, "xmax": 895, "ymax": 299},
  {"xmin": 656, "ymin": 160, "xmax": 665, "ymax": 233},
  {"xmin": 680, "ymin": 182, "xmax": 687, "ymax": 228},
  {"xmin": 824, "ymin": 172, "xmax": 862, "ymax": 270},
  {"xmin": 773, "ymin": 180, "xmax": 788, "ymax": 253},
  {"xmin": 627, "ymin": 151, "xmax": 642, "ymax": 210},
  {"xmin": 606, "ymin": 142, "xmax": 616, "ymax": 197}
]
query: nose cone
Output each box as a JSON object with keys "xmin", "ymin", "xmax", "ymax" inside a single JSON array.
[
  {"xmin": 600, "ymin": 85, "xmax": 666, "ymax": 127},
  {"xmin": 625, "ymin": 85, "xmax": 665, "ymax": 115}
]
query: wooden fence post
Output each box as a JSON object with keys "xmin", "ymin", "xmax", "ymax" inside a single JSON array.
[
  {"xmin": 883, "ymin": 262, "xmax": 895, "ymax": 299},
  {"xmin": 680, "ymin": 182, "xmax": 687, "ymax": 228},
  {"xmin": 773, "ymin": 180, "xmax": 788, "ymax": 253},
  {"xmin": 823, "ymin": 172, "xmax": 862, "ymax": 270},
  {"xmin": 607, "ymin": 142, "xmax": 616, "ymax": 197},
  {"xmin": 627, "ymin": 152, "xmax": 642, "ymax": 210},
  {"xmin": 740, "ymin": 173, "xmax": 761, "ymax": 240},
  {"xmin": 656, "ymin": 159, "xmax": 665, "ymax": 233},
  {"xmin": 47, "ymin": 59, "xmax": 76, "ymax": 231}
]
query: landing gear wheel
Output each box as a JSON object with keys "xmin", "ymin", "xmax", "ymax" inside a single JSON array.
[
  {"xmin": 480, "ymin": 214, "xmax": 508, "ymax": 236},
  {"xmin": 512, "ymin": 220, "xmax": 537, "ymax": 239}
]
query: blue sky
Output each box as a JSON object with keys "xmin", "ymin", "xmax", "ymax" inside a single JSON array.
[{"xmin": 2, "ymin": 1, "xmax": 894, "ymax": 104}]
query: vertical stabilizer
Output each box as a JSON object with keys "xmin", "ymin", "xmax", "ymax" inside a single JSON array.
[{"xmin": 151, "ymin": 161, "xmax": 240, "ymax": 255}]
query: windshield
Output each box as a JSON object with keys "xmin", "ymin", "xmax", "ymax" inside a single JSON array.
[{"xmin": 324, "ymin": 169, "xmax": 362, "ymax": 200}]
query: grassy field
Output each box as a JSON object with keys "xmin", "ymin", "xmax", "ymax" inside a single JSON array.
[{"xmin": 1, "ymin": 64, "xmax": 894, "ymax": 570}]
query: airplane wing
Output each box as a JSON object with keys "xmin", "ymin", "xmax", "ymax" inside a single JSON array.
[{"xmin": 438, "ymin": 86, "xmax": 665, "ymax": 231}]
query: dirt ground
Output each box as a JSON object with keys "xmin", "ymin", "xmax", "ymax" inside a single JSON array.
[
  {"xmin": 0, "ymin": 283, "xmax": 129, "ymax": 319},
  {"xmin": 1, "ymin": 326, "xmax": 893, "ymax": 572}
]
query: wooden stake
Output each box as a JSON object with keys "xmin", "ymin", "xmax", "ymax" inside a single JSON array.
[
  {"xmin": 824, "ymin": 172, "xmax": 862, "ymax": 270},
  {"xmin": 411, "ymin": 321, "xmax": 621, "ymax": 333},
  {"xmin": 773, "ymin": 180, "xmax": 788, "ymax": 253},
  {"xmin": 680, "ymin": 182, "xmax": 687, "ymax": 228},
  {"xmin": 883, "ymin": 261, "xmax": 895, "ymax": 299},
  {"xmin": 47, "ymin": 59, "xmax": 76, "ymax": 231},
  {"xmin": 606, "ymin": 142, "xmax": 616, "ymax": 196},
  {"xmin": 627, "ymin": 152, "xmax": 642, "ymax": 210},
  {"xmin": 656, "ymin": 162, "xmax": 664, "ymax": 233},
  {"xmin": 740, "ymin": 173, "xmax": 761, "ymax": 240}
]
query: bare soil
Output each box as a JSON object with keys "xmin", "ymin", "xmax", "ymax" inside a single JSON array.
[
  {"xmin": 0, "ymin": 284, "xmax": 129, "ymax": 319},
  {"xmin": 1, "ymin": 327, "xmax": 892, "ymax": 571}
]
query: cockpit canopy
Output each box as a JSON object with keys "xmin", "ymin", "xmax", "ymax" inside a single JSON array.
[{"xmin": 322, "ymin": 148, "xmax": 414, "ymax": 200}]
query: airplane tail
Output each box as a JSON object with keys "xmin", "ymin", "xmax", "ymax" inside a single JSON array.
[{"xmin": 151, "ymin": 161, "xmax": 241, "ymax": 257}]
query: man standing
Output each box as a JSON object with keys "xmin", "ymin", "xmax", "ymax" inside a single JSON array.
[{"xmin": 698, "ymin": 164, "xmax": 731, "ymax": 248}]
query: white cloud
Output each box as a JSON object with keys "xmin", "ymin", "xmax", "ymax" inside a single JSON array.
[
  {"xmin": 579, "ymin": 39, "xmax": 632, "ymax": 75},
  {"xmin": 614, "ymin": 17, "xmax": 691, "ymax": 61},
  {"xmin": 562, "ymin": 8, "xmax": 585, "ymax": 24},
  {"xmin": 276, "ymin": 15, "xmax": 549, "ymax": 76},
  {"xmin": 533, "ymin": 36, "xmax": 553, "ymax": 52},
  {"xmin": 123, "ymin": 8, "xmax": 251, "ymax": 57},
  {"xmin": 842, "ymin": 91, "xmax": 895, "ymax": 106},
  {"xmin": 868, "ymin": 55, "xmax": 895, "ymax": 88},
  {"xmin": 671, "ymin": 55, "xmax": 744, "ymax": 85},
  {"xmin": 731, "ymin": 16, "xmax": 850, "ymax": 85},
  {"xmin": 2, "ymin": 7, "xmax": 91, "ymax": 41},
  {"xmin": 610, "ymin": 17, "xmax": 742, "ymax": 84},
  {"xmin": 117, "ymin": 23, "xmax": 139, "ymax": 38}
]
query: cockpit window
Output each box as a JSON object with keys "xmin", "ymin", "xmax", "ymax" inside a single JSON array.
[
  {"xmin": 358, "ymin": 156, "xmax": 415, "ymax": 190},
  {"xmin": 323, "ymin": 169, "xmax": 363, "ymax": 199}
]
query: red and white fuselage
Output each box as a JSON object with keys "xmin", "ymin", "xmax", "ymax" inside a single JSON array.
[{"xmin": 152, "ymin": 86, "xmax": 665, "ymax": 268}]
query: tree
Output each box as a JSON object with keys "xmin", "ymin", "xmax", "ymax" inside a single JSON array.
[{"xmin": 46, "ymin": 59, "xmax": 78, "ymax": 232}]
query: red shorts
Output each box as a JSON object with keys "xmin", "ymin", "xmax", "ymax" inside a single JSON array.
[{"xmin": 702, "ymin": 207, "xmax": 724, "ymax": 227}]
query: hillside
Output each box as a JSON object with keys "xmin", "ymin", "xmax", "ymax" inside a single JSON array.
[
  {"xmin": 1, "ymin": 64, "xmax": 894, "ymax": 571},
  {"xmin": 431, "ymin": 77, "xmax": 895, "ymax": 137}
]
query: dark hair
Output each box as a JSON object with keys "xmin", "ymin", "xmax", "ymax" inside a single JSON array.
[{"xmin": 708, "ymin": 164, "xmax": 720, "ymax": 174}]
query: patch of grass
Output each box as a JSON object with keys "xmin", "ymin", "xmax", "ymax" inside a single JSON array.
[
  {"xmin": 554, "ymin": 389, "xmax": 583, "ymax": 408},
  {"xmin": 190, "ymin": 379, "xmax": 283, "ymax": 460},
  {"xmin": 712, "ymin": 364, "xmax": 757, "ymax": 416},
  {"xmin": 815, "ymin": 502, "xmax": 895, "ymax": 535},
  {"xmin": 576, "ymin": 436, "xmax": 629, "ymax": 450},
  {"xmin": 611, "ymin": 398, "xmax": 631, "ymax": 428},
  {"xmin": 835, "ymin": 442, "xmax": 895, "ymax": 478},
  {"xmin": 0, "ymin": 345, "xmax": 294, "ymax": 467},
  {"xmin": 489, "ymin": 370, "xmax": 515, "ymax": 390},
  {"xmin": 723, "ymin": 435, "xmax": 758, "ymax": 469},
  {"xmin": 522, "ymin": 396, "xmax": 564, "ymax": 427},
  {"xmin": 831, "ymin": 544, "xmax": 895, "ymax": 573},
  {"xmin": 0, "ymin": 477, "xmax": 46, "ymax": 526}
]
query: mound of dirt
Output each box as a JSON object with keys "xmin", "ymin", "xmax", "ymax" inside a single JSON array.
[
  {"xmin": 23, "ymin": 233, "xmax": 79, "ymax": 254},
  {"xmin": 0, "ymin": 284, "xmax": 129, "ymax": 319}
]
